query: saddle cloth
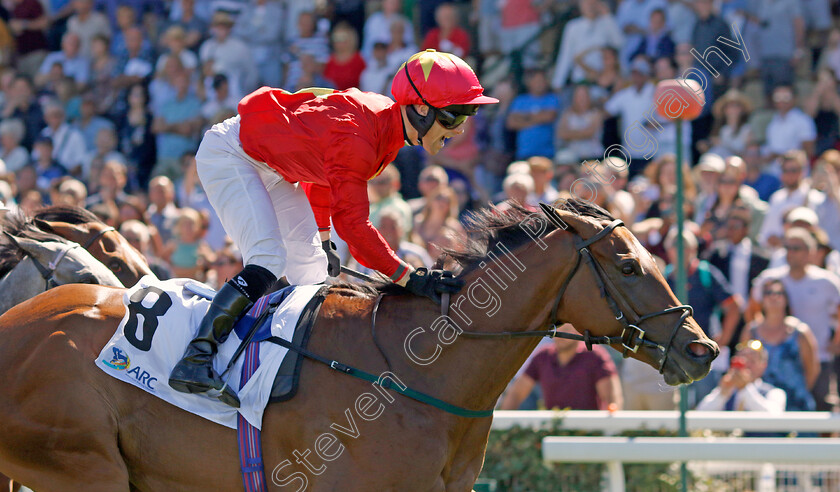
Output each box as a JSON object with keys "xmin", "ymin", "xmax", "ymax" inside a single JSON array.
[{"xmin": 95, "ymin": 275, "xmax": 323, "ymax": 430}]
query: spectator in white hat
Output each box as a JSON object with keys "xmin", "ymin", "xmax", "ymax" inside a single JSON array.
[{"xmin": 693, "ymin": 153, "xmax": 725, "ymax": 224}]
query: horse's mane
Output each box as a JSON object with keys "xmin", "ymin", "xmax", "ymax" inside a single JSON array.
[
  {"xmin": 33, "ymin": 205, "xmax": 103, "ymax": 225},
  {"xmin": 439, "ymin": 198, "xmax": 614, "ymax": 274},
  {"xmin": 331, "ymin": 198, "xmax": 614, "ymax": 297},
  {"xmin": 0, "ymin": 212, "xmax": 70, "ymax": 278}
]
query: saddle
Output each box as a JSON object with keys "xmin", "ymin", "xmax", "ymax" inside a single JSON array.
[{"xmin": 225, "ymin": 283, "xmax": 328, "ymax": 402}]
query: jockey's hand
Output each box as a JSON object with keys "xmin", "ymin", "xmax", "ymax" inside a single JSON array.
[
  {"xmin": 404, "ymin": 267, "xmax": 465, "ymax": 304},
  {"xmin": 322, "ymin": 240, "xmax": 341, "ymax": 277}
]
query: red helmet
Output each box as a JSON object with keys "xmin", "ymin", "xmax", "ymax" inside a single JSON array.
[{"xmin": 392, "ymin": 50, "xmax": 499, "ymax": 107}]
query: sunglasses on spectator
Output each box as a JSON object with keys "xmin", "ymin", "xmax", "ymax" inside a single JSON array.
[
  {"xmin": 762, "ymin": 288, "xmax": 785, "ymax": 296},
  {"xmin": 784, "ymin": 244, "xmax": 807, "ymax": 251},
  {"xmin": 782, "ymin": 167, "xmax": 801, "ymax": 174},
  {"xmin": 719, "ymin": 179, "xmax": 738, "ymax": 185}
]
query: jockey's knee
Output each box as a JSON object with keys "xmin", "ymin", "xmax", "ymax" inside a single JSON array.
[
  {"xmin": 284, "ymin": 249, "xmax": 328, "ymax": 286},
  {"xmin": 245, "ymin": 254, "xmax": 286, "ymax": 281}
]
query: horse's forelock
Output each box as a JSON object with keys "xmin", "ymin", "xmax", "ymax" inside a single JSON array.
[
  {"xmin": 0, "ymin": 212, "xmax": 71, "ymax": 278},
  {"xmin": 2, "ymin": 212, "xmax": 71, "ymax": 244}
]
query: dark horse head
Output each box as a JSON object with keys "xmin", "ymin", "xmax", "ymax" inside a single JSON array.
[{"xmin": 442, "ymin": 198, "xmax": 718, "ymax": 385}]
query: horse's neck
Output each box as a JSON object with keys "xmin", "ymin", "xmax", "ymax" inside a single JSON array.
[
  {"xmin": 387, "ymin": 242, "xmax": 565, "ymax": 413},
  {"xmin": 0, "ymin": 259, "xmax": 45, "ymax": 315}
]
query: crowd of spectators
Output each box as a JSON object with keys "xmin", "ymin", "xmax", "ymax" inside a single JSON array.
[{"xmin": 0, "ymin": 0, "xmax": 840, "ymax": 414}]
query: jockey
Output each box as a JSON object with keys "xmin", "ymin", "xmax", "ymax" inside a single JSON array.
[{"xmin": 168, "ymin": 50, "xmax": 499, "ymax": 407}]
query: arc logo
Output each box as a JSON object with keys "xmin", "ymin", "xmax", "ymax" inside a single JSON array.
[
  {"xmin": 101, "ymin": 346, "xmax": 157, "ymax": 390},
  {"xmin": 102, "ymin": 347, "xmax": 130, "ymax": 370}
]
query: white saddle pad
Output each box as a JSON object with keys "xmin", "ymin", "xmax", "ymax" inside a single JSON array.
[{"xmin": 95, "ymin": 275, "xmax": 322, "ymax": 430}]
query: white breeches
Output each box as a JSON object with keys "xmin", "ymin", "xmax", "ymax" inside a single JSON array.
[{"xmin": 195, "ymin": 116, "xmax": 327, "ymax": 285}]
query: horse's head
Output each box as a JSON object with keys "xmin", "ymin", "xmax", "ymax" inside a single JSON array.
[
  {"xmin": 4, "ymin": 232, "xmax": 123, "ymax": 288},
  {"xmin": 541, "ymin": 202, "xmax": 718, "ymax": 385},
  {"xmin": 34, "ymin": 219, "xmax": 153, "ymax": 287}
]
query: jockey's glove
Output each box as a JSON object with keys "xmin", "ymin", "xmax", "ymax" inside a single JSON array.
[
  {"xmin": 404, "ymin": 267, "xmax": 465, "ymax": 304},
  {"xmin": 322, "ymin": 240, "xmax": 341, "ymax": 277}
]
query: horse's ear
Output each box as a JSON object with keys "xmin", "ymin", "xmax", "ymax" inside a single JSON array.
[
  {"xmin": 3, "ymin": 232, "xmax": 43, "ymax": 255},
  {"xmin": 551, "ymin": 202, "xmax": 602, "ymax": 238},
  {"xmin": 33, "ymin": 218, "xmax": 55, "ymax": 233},
  {"xmin": 539, "ymin": 202, "xmax": 571, "ymax": 230},
  {"xmin": 33, "ymin": 219, "xmax": 85, "ymax": 238},
  {"xmin": 3, "ymin": 231, "xmax": 19, "ymax": 247}
]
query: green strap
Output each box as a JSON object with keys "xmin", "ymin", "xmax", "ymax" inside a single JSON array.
[
  {"xmin": 342, "ymin": 365, "xmax": 494, "ymax": 419},
  {"xmin": 266, "ymin": 335, "xmax": 493, "ymax": 418}
]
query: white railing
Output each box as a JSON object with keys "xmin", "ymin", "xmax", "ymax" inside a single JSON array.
[
  {"xmin": 542, "ymin": 436, "xmax": 840, "ymax": 492},
  {"xmin": 541, "ymin": 436, "xmax": 840, "ymax": 464},
  {"xmin": 490, "ymin": 411, "xmax": 840, "ymax": 492},
  {"xmin": 491, "ymin": 410, "xmax": 840, "ymax": 433}
]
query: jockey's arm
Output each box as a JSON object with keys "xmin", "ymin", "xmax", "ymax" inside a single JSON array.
[{"xmin": 321, "ymin": 173, "xmax": 413, "ymax": 286}]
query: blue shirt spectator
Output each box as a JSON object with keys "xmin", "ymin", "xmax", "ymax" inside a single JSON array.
[
  {"xmin": 284, "ymin": 10, "xmax": 330, "ymax": 89},
  {"xmin": 506, "ymin": 69, "xmax": 560, "ymax": 160},
  {"xmin": 630, "ymin": 8, "xmax": 675, "ymax": 62},
  {"xmin": 38, "ymin": 32, "xmax": 90, "ymax": 86},
  {"xmin": 95, "ymin": 0, "xmax": 166, "ymax": 30},
  {"xmin": 76, "ymin": 96, "xmax": 115, "ymax": 152},
  {"xmin": 233, "ymin": 0, "xmax": 285, "ymax": 88},
  {"xmin": 151, "ymin": 71, "xmax": 202, "ymax": 173}
]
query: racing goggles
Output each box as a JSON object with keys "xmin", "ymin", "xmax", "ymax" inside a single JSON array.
[
  {"xmin": 433, "ymin": 104, "xmax": 478, "ymax": 129},
  {"xmin": 404, "ymin": 64, "xmax": 478, "ymax": 129}
]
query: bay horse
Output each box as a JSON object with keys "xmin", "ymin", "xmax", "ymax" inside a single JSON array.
[
  {"xmin": 0, "ymin": 200, "xmax": 717, "ymax": 491},
  {"xmin": 32, "ymin": 205, "xmax": 154, "ymax": 287}
]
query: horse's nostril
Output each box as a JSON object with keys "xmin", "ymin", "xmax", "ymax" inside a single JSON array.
[{"xmin": 687, "ymin": 341, "xmax": 711, "ymax": 358}]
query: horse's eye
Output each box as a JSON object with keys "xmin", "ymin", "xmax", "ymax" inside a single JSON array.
[
  {"xmin": 109, "ymin": 260, "xmax": 123, "ymax": 273},
  {"xmin": 621, "ymin": 262, "xmax": 636, "ymax": 276}
]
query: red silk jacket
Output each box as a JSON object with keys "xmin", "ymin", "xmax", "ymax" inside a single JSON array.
[{"xmin": 238, "ymin": 87, "xmax": 409, "ymax": 281}]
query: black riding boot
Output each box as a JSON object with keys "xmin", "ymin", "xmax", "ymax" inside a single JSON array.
[{"xmin": 168, "ymin": 282, "xmax": 251, "ymax": 407}]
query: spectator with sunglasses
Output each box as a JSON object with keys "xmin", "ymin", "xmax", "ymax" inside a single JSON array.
[
  {"xmin": 741, "ymin": 280, "xmax": 818, "ymax": 411},
  {"xmin": 167, "ymin": 49, "xmax": 498, "ymax": 408},
  {"xmin": 750, "ymin": 227, "xmax": 840, "ymax": 411}
]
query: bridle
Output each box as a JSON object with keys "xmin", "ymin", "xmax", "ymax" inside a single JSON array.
[
  {"xmin": 14, "ymin": 240, "xmax": 81, "ymax": 291},
  {"xmin": 81, "ymin": 225, "xmax": 116, "ymax": 250},
  {"xmin": 454, "ymin": 206, "xmax": 694, "ymax": 374},
  {"xmin": 26, "ymin": 225, "xmax": 116, "ymax": 291}
]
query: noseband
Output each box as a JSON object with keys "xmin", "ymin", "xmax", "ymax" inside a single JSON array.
[{"xmin": 457, "ymin": 210, "xmax": 694, "ymax": 374}]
